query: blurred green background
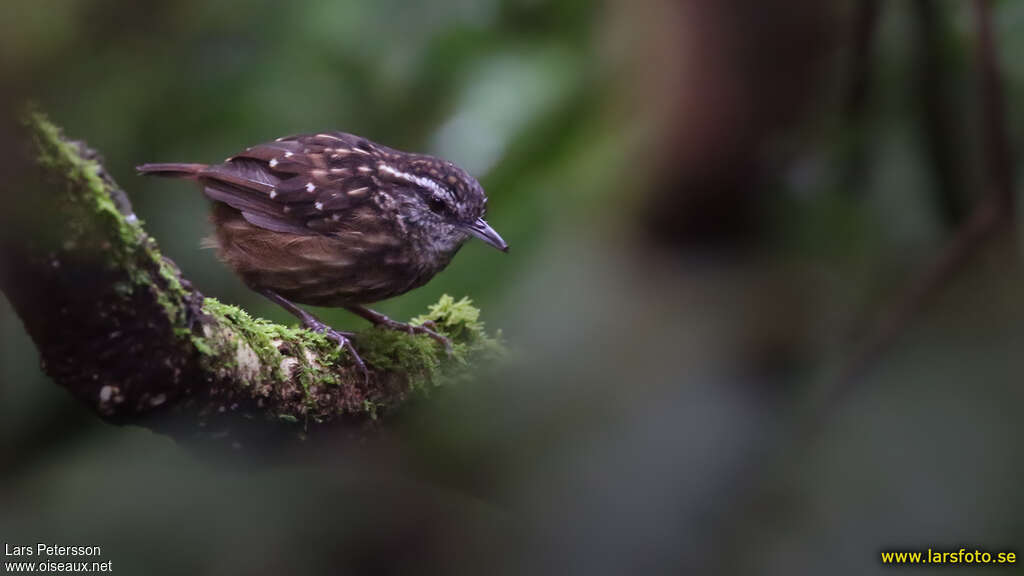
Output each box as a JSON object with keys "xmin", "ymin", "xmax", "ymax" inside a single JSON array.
[{"xmin": 2, "ymin": 0, "xmax": 1024, "ymax": 574}]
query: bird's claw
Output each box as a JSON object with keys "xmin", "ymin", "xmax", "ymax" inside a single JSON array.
[
  {"xmin": 305, "ymin": 321, "xmax": 370, "ymax": 383},
  {"xmin": 416, "ymin": 324, "xmax": 454, "ymax": 357},
  {"xmin": 379, "ymin": 319, "xmax": 453, "ymax": 356}
]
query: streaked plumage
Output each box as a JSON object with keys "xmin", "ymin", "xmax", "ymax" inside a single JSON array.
[{"xmin": 138, "ymin": 131, "xmax": 507, "ymax": 375}]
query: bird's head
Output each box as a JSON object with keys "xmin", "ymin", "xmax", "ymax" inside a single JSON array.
[{"xmin": 377, "ymin": 155, "xmax": 508, "ymax": 255}]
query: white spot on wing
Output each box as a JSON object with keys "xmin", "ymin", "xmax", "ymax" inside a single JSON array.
[
  {"xmin": 306, "ymin": 182, "xmax": 316, "ymax": 193},
  {"xmin": 315, "ymin": 202, "xmax": 324, "ymax": 211},
  {"xmin": 269, "ymin": 158, "xmax": 279, "ymax": 168},
  {"xmin": 269, "ymin": 190, "xmax": 278, "ymax": 199}
]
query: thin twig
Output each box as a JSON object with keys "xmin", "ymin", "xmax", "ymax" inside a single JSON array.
[
  {"xmin": 830, "ymin": 0, "xmax": 1015, "ymax": 404},
  {"xmin": 973, "ymin": 0, "xmax": 1015, "ymax": 216},
  {"xmin": 913, "ymin": 0, "xmax": 967, "ymax": 226},
  {"xmin": 840, "ymin": 0, "xmax": 881, "ymax": 194},
  {"xmin": 845, "ymin": 0, "xmax": 880, "ymax": 120}
]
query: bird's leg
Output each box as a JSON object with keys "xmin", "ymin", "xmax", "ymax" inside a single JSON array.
[
  {"xmin": 260, "ymin": 290, "xmax": 369, "ymax": 381},
  {"xmin": 345, "ymin": 305, "xmax": 453, "ymax": 355}
]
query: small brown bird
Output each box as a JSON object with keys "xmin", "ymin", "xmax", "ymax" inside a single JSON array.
[{"xmin": 138, "ymin": 132, "xmax": 507, "ymax": 376}]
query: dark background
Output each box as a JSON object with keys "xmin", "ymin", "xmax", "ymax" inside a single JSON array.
[{"xmin": 2, "ymin": 1, "xmax": 1024, "ymax": 574}]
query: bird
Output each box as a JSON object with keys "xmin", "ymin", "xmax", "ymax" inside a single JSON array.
[{"xmin": 138, "ymin": 131, "xmax": 507, "ymax": 378}]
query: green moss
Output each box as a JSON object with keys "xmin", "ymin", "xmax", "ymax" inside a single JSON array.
[
  {"xmin": 359, "ymin": 328, "xmax": 442, "ymax": 388},
  {"xmin": 198, "ymin": 298, "xmax": 280, "ymax": 380},
  {"xmin": 412, "ymin": 295, "xmax": 484, "ymax": 341},
  {"xmin": 25, "ymin": 110, "xmax": 190, "ymax": 332},
  {"xmin": 261, "ymin": 321, "xmax": 341, "ymax": 363},
  {"xmin": 196, "ymin": 298, "xmax": 354, "ymax": 404},
  {"xmin": 27, "ymin": 111, "xmax": 145, "ymax": 268},
  {"xmin": 198, "ymin": 293, "xmax": 504, "ymax": 410},
  {"xmin": 416, "ymin": 296, "xmax": 505, "ymax": 359},
  {"xmin": 155, "ymin": 257, "xmax": 186, "ymax": 295},
  {"xmin": 190, "ymin": 335, "xmax": 215, "ymax": 357},
  {"xmin": 363, "ymin": 295, "xmax": 507, "ymax": 393}
]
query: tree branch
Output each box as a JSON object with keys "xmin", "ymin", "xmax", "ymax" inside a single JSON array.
[
  {"xmin": 0, "ymin": 111, "xmax": 504, "ymax": 448},
  {"xmin": 973, "ymin": 0, "xmax": 1015, "ymax": 217},
  {"xmin": 830, "ymin": 0, "xmax": 1015, "ymax": 404},
  {"xmin": 913, "ymin": 0, "xmax": 968, "ymax": 227}
]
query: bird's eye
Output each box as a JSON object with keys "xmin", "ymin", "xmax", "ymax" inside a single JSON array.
[{"xmin": 427, "ymin": 195, "xmax": 447, "ymax": 214}]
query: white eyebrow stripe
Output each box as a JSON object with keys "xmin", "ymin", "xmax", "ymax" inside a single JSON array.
[{"xmin": 378, "ymin": 164, "xmax": 455, "ymax": 202}]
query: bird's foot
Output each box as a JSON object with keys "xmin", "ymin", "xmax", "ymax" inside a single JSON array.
[
  {"xmin": 258, "ymin": 289, "xmax": 371, "ymax": 382},
  {"xmin": 302, "ymin": 319, "xmax": 369, "ymax": 383},
  {"xmin": 345, "ymin": 305, "xmax": 454, "ymax": 355},
  {"xmin": 377, "ymin": 317, "xmax": 453, "ymax": 355}
]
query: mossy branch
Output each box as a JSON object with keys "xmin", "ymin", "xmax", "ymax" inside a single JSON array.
[{"xmin": 0, "ymin": 112, "xmax": 504, "ymax": 447}]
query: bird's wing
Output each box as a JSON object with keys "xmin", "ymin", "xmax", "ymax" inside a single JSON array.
[{"xmin": 197, "ymin": 133, "xmax": 388, "ymax": 237}]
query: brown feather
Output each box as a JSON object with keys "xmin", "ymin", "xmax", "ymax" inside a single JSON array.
[{"xmin": 141, "ymin": 130, "xmax": 497, "ymax": 307}]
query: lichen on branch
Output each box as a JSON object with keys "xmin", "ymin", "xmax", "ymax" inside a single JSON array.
[{"xmin": 0, "ymin": 111, "xmax": 504, "ymax": 446}]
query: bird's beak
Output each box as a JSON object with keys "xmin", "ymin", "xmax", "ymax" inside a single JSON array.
[{"xmin": 466, "ymin": 218, "xmax": 509, "ymax": 252}]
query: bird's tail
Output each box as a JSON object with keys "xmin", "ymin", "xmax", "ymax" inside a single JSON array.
[{"xmin": 136, "ymin": 163, "xmax": 208, "ymax": 179}]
